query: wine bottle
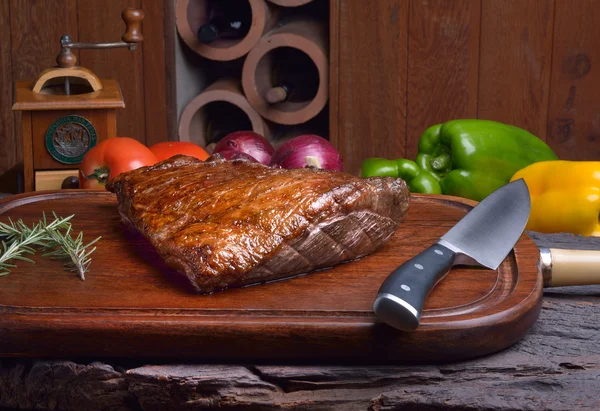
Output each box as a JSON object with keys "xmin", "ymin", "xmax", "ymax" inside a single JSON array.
[
  {"xmin": 177, "ymin": 0, "xmax": 279, "ymax": 61},
  {"xmin": 197, "ymin": 0, "xmax": 252, "ymax": 44},
  {"xmin": 241, "ymin": 19, "xmax": 328, "ymax": 125},
  {"xmin": 265, "ymin": 47, "xmax": 320, "ymax": 104}
]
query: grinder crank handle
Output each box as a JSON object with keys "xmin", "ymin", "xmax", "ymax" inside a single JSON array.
[
  {"xmin": 373, "ymin": 243, "xmax": 456, "ymax": 332},
  {"xmin": 121, "ymin": 8, "xmax": 145, "ymax": 44}
]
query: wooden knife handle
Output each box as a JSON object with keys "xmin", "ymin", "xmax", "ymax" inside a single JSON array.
[{"xmin": 539, "ymin": 247, "xmax": 600, "ymax": 287}]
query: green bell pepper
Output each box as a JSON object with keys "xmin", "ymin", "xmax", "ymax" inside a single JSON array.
[
  {"xmin": 416, "ymin": 119, "xmax": 558, "ymax": 201},
  {"xmin": 360, "ymin": 157, "xmax": 442, "ymax": 194},
  {"xmin": 360, "ymin": 119, "xmax": 559, "ymax": 201}
]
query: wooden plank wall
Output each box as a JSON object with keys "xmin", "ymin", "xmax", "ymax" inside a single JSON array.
[
  {"xmin": 2, "ymin": 0, "xmax": 599, "ymax": 186},
  {"xmin": 0, "ymin": 1, "xmax": 16, "ymax": 186},
  {"xmin": 0, "ymin": 0, "xmax": 168, "ymax": 192},
  {"xmin": 336, "ymin": 1, "xmax": 409, "ymax": 165},
  {"xmin": 337, "ymin": 0, "xmax": 600, "ymax": 175}
]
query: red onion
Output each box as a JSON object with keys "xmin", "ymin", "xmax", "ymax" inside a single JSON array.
[
  {"xmin": 213, "ymin": 149, "xmax": 259, "ymax": 163},
  {"xmin": 271, "ymin": 135, "xmax": 343, "ymax": 171},
  {"xmin": 212, "ymin": 131, "xmax": 274, "ymax": 165}
]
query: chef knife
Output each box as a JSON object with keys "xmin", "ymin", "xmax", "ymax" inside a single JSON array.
[{"xmin": 373, "ymin": 178, "xmax": 531, "ymax": 332}]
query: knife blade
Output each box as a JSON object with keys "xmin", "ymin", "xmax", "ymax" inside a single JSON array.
[{"xmin": 373, "ymin": 178, "xmax": 531, "ymax": 332}]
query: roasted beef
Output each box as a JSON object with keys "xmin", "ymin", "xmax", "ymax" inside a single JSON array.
[{"xmin": 106, "ymin": 155, "xmax": 410, "ymax": 293}]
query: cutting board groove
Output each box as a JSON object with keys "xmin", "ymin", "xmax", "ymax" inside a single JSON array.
[{"xmin": 0, "ymin": 190, "xmax": 542, "ymax": 363}]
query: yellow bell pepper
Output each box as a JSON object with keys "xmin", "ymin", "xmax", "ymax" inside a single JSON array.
[{"xmin": 510, "ymin": 160, "xmax": 600, "ymax": 236}]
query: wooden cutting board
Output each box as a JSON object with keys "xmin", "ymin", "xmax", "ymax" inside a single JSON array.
[{"xmin": 0, "ymin": 190, "xmax": 542, "ymax": 364}]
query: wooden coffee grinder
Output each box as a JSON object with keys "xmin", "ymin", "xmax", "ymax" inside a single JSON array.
[{"xmin": 12, "ymin": 8, "xmax": 144, "ymax": 192}]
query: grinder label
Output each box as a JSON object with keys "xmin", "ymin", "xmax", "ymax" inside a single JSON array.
[{"xmin": 45, "ymin": 115, "xmax": 97, "ymax": 164}]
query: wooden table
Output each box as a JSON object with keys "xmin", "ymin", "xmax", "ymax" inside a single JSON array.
[{"xmin": 0, "ymin": 231, "xmax": 598, "ymax": 411}]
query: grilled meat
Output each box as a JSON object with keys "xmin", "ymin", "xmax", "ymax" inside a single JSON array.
[{"xmin": 106, "ymin": 155, "xmax": 410, "ymax": 293}]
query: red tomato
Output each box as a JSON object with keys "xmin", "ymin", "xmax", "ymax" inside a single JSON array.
[
  {"xmin": 79, "ymin": 137, "xmax": 158, "ymax": 189},
  {"xmin": 149, "ymin": 141, "xmax": 210, "ymax": 162}
]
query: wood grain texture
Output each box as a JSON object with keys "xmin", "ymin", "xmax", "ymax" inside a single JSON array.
[
  {"xmin": 0, "ymin": 0, "xmax": 170, "ymax": 188},
  {"xmin": 0, "ymin": 191, "xmax": 541, "ymax": 363},
  {"xmin": 527, "ymin": 230, "xmax": 600, "ymax": 251},
  {"xmin": 478, "ymin": 0, "xmax": 554, "ymax": 139},
  {"xmin": 77, "ymin": 0, "xmax": 145, "ymax": 143},
  {"xmin": 7, "ymin": 0, "xmax": 78, "ymax": 183},
  {"xmin": 31, "ymin": 67, "xmax": 103, "ymax": 93},
  {"xmin": 337, "ymin": 0, "xmax": 409, "ymax": 176},
  {"xmin": 328, "ymin": 0, "xmax": 340, "ymax": 149},
  {"xmin": 0, "ymin": 284, "xmax": 598, "ymax": 410},
  {"xmin": 163, "ymin": 0, "xmax": 178, "ymax": 141},
  {"xmin": 141, "ymin": 0, "xmax": 169, "ymax": 145},
  {"xmin": 546, "ymin": 0, "xmax": 600, "ymax": 159},
  {"xmin": 405, "ymin": 0, "xmax": 480, "ymax": 158},
  {"xmin": 12, "ymin": 80, "xmax": 125, "ymax": 111},
  {"xmin": 0, "ymin": 1, "xmax": 15, "ymax": 175},
  {"xmin": 21, "ymin": 112, "xmax": 33, "ymax": 193},
  {"xmin": 35, "ymin": 170, "xmax": 79, "ymax": 191},
  {"xmin": 9, "ymin": 0, "xmax": 78, "ymax": 83}
]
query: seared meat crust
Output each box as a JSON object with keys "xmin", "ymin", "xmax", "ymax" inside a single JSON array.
[{"xmin": 106, "ymin": 155, "xmax": 410, "ymax": 293}]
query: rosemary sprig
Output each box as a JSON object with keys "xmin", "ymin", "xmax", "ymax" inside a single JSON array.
[
  {"xmin": 0, "ymin": 212, "xmax": 101, "ymax": 280},
  {"xmin": 0, "ymin": 219, "xmax": 48, "ymax": 276},
  {"xmin": 0, "ymin": 240, "xmax": 36, "ymax": 276}
]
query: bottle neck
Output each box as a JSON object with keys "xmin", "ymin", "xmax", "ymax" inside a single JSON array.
[
  {"xmin": 266, "ymin": 85, "xmax": 293, "ymax": 104},
  {"xmin": 197, "ymin": 1, "xmax": 250, "ymax": 44},
  {"xmin": 197, "ymin": 23, "xmax": 220, "ymax": 44}
]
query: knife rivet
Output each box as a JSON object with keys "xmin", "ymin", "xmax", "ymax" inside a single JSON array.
[
  {"xmin": 414, "ymin": 264, "xmax": 424, "ymax": 270},
  {"xmin": 401, "ymin": 284, "xmax": 411, "ymax": 291},
  {"xmin": 435, "ymin": 249, "xmax": 443, "ymax": 255}
]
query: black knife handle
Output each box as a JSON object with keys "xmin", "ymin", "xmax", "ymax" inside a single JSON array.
[{"xmin": 373, "ymin": 243, "xmax": 456, "ymax": 331}]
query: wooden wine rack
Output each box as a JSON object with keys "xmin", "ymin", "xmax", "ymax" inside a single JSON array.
[
  {"xmin": 241, "ymin": 18, "xmax": 328, "ymax": 125},
  {"xmin": 267, "ymin": 0, "xmax": 317, "ymax": 6},
  {"xmin": 172, "ymin": 0, "xmax": 329, "ymax": 151},
  {"xmin": 176, "ymin": 0, "xmax": 279, "ymax": 62},
  {"xmin": 178, "ymin": 78, "xmax": 271, "ymax": 145}
]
